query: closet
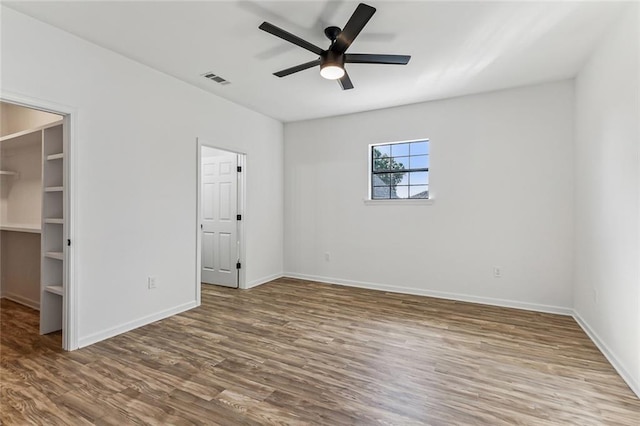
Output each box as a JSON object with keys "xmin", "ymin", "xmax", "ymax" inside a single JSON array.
[{"xmin": 0, "ymin": 102, "xmax": 66, "ymax": 338}]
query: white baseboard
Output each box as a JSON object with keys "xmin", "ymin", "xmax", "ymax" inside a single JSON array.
[
  {"xmin": 245, "ymin": 272, "xmax": 283, "ymax": 289},
  {"xmin": 1, "ymin": 293, "xmax": 40, "ymax": 311},
  {"xmin": 284, "ymin": 272, "xmax": 573, "ymax": 316},
  {"xmin": 573, "ymin": 311, "xmax": 640, "ymax": 398},
  {"xmin": 78, "ymin": 300, "xmax": 197, "ymax": 348}
]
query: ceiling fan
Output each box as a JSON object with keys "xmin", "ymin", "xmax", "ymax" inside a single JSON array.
[{"xmin": 259, "ymin": 3, "xmax": 411, "ymax": 90}]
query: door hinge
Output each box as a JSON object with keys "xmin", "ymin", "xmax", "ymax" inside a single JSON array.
[
  {"xmin": 237, "ymin": 214, "xmax": 242, "ymax": 221},
  {"xmin": 236, "ymin": 262, "xmax": 241, "ymax": 269},
  {"xmin": 237, "ymin": 166, "xmax": 242, "ymax": 172},
  {"xmin": 67, "ymin": 239, "xmax": 71, "ymax": 247}
]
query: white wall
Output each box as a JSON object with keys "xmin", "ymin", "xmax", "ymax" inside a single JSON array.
[
  {"xmin": 573, "ymin": 4, "xmax": 639, "ymax": 396},
  {"xmin": 1, "ymin": 138, "xmax": 42, "ymax": 226},
  {"xmin": 1, "ymin": 231, "xmax": 40, "ymax": 309},
  {"xmin": 1, "ymin": 6, "xmax": 283, "ymax": 346},
  {"xmin": 285, "ymin": 81, "xmax": 574, "ymax": 313}
]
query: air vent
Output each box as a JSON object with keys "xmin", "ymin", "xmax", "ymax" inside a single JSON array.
[{"xmin": 202, "ymin": 72, "xmax": 231, "ymax": 85}]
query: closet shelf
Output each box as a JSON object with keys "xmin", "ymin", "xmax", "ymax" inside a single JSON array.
[
  {"xmin": 0, "ymin": 119, "xmax": 63, "ymax": 143},
  {"xmin": 47, "ymin": 153, "xmax": 64, "ymax": 161},
  {"xmin": 45, "ymin": 286, "xmax": 63, "ymax": 296},
  {"xmin": 45, "ymin": 251, "xmax": 63, "ymax": 260},
  {"xmin": 44, "ymin": 218, "xmax": 64, "ymax": 224},
  {"xmin": 45, "ymin": 186, "xmax": 64, "ymax": 192},
  {"xmin": 0, "ymin": 224, "xmax": 41, "ymax": 233}
]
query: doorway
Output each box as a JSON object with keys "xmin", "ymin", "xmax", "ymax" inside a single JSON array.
[
  {"xmin": 0, "ymin": 98, "xmax": 76, "ymax": 350},
  {"xmin": 196, "ymin": 140, "xmax": 245, "ymax": 295}
]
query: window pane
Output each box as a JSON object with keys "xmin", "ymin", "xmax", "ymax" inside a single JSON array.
[
  {"xmin": 372, "ymin": 186, "xmax": 391, "ymax": 199},
  {"xmin": 410, "ymin": 141, "xmax": 429, "ymax": 155},
  {"xmin": 393, "ymin": 186, "xmax": 409, "ymax": 199},
  {"xmin": 373, "ymin": 145, "xmax": 390, "ymax": 157},
  {"xmin": 409, "ymin": 155, "xmax": 429, "ymax": 169},
  {"xmin": 372, "ymin": 173, "xmax": 390, "ymax": 186},
  {"xmin": 391, "ymin": 156, "xmax": 409, "ymax": 170},
  {"xmin": 391, "ymin": 172, "xmax": 408, "ymax": 186},
  {"xmin": 409, "ymin": 171, "xmax": 428, "ymax": 185},
  {"xmin": 373, "ymin": 157, "xmax": 391, "ymax": 171},
  {"xmin": 409, "ymin": 185, "xmax": 429, "ymax": 198},
  {"xmin": 391, "ymin": 143, "xmax": 410, "ymax": 157}
]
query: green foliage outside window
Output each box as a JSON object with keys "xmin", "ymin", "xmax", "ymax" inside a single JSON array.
[{"xmin": 372, "ymin": 148, "xmax": 405, "ymax": 186}]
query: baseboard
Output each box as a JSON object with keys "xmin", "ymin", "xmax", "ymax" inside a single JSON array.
[
  {"xmin": 283, "ymin": 272, "xmax": 573, "ymax": 316},
  {"xmin": 573, "ymin": 311, "xmax": 640, "ymax": 398},
  {"xmin": 1, "ymin": 293, "xmax": 40, "ymax": 311},
  {"xmin": 78, "ymin": 300, "xmax": 197, "ymax": 348},
  {"xmin": 245, "ymin": 272, "xmax": 283, "ymax": 290}
]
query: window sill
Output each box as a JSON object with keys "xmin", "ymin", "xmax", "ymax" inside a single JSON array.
[{"xmin": 363, "ymin": 198, "xmax": 434, "ymax": 206}]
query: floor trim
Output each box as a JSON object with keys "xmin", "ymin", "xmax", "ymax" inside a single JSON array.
[
  {"xmin": 573, "ymin": 311, "xmax": 640, "ymax": 398},
  {"xmin": 78, "ymin": 300, "xmax": 197, "ymax": 348},
  {"xmin": 284, "ymin": 272, "xmax": 573, "ymax": 316},
  {"xmin": 246, "ymin": 273, "xmax": 283, "ymax": 289},
  {"xmin": 1, "ymin": 293, "xmax": 40, "ymax": 311}
]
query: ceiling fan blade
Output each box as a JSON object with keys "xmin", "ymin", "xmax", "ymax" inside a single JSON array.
[
  {"xmin": 274, "ymin": 59, "xmax": 322, "ymax": 77},
  {"xmin": 332, "ymin": 3, "xmax": 376, "ymax": 54},
  {"xmin": 338, "ymin": 71, "xmax": 354, "ymax": 90},
  {"xmin": 345, "ymin": 53, "xmax": 411, "ymax": 65},
  {"xmin": 259, "ymin": 22, "xmax": 324, "ymax": 56}
]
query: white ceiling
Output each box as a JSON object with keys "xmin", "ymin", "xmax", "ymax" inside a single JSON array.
[{"xmin": 5, "ymin": 1, "xmax": 626, "ymax": 122}]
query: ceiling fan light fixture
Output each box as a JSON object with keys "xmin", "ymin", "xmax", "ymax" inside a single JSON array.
[
  {"xmin": 320, "ymin": 50, "xmax": 345, "ymax": 80},
  {"xmin": 320, "ymin": 64, "xmax": 345, "ymax": 80}
]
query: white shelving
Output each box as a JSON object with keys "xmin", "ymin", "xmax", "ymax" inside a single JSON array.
[
  {"xmin": 47, "ymin": 153, "xmax": 63, "ymax": 161},
  {"xmin": 0, "ymin": 223, "xmax": 41, "ymax": 233},
  {"xmin": 44, "ymin": 218, "xmax": 64, "ymax": 224},
  {"xmin": 45, "ymin": 251, "xmax": 63, "ymax": 260},
  {"xmin": 0, "ymin": 121, "xmax": 61, "ymax": 143},
  {"xmin": 2, "ymin": 116, "xmax": 66, "ymax": 342},
  {"xmin": 44, "ymin": 285, "xmax": 63, "ymax": 296},
  {"xmin": 40, "ymin": 122, "xmax": 65, "ymax": 335}
]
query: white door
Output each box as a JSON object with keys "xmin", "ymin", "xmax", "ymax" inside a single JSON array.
[{"xmin": 201, "ymin": 152, "xmax": 238, "ymax": 288}]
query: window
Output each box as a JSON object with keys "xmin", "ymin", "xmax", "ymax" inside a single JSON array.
[{"xmin": 370, "ymin": 140, "xmax": 429, "ymax": 199}]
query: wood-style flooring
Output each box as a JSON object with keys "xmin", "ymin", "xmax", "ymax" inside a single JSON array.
[{"xmin": 1, "ymin": 277, "xmax": 639, "ymax": 425}]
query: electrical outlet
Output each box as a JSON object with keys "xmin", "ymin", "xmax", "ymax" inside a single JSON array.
[
  {"xmin": 324, "ymin": 252, "xmax": 331, "ymax": 262},
  {"xmin": 592, "ymin": 288, "xmax": 598, "ymax": 304},
  {"xmin": 493, "ymin": 267, "xmax": 502, "ymax": 278},
  {"xmin": 148, "ymin": 276, "xmax": 157, "ymax": 290}
]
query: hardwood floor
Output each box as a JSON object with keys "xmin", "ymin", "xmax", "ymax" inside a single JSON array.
[{"xmin": 1, "ymin": 277, "xmax": 639, "ymax": 425}]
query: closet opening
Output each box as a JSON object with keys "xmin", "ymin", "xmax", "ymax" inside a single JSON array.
[{"xmin": 0, "ymin": 100, "xmax": 74, "ymax": 350}]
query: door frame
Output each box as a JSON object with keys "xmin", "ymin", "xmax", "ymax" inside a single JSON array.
[
  {"xmin": 195, "ymin": 139, "xmax": 246, "ymax": 304},
  {"xmin": 1, "ymin": 91, "xmax": 78, "ymax": 351}
]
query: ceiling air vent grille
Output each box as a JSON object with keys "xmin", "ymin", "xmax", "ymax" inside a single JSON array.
[{"xmin": 202, "ymin": 72, "xmax": 231, "ymax": 85}]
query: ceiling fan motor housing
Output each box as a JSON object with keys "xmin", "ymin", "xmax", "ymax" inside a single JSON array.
[{"xmin": 321, "ymin": 50, "xmax": 345, "ymax": 68}]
